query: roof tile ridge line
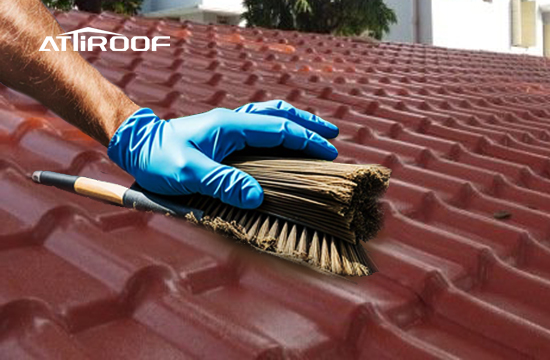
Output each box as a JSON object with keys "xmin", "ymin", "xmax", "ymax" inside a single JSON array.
[
  {"xmin": 407, "ymin": 186, "xmax": 550, "ymax": 275},
  {"xmin": 420, "ymin": 270, "xmax": 550, "ymax": 357},
  {"xmin": 386, "ymin": 162, "xmax": 550, "ymax": 243},
  {"xmin": 353, "ymin": 303, "xmax": 463, "ymax": 359},
  {"xmin": 491, "ymin": 167, "xmax": 550, "ymax": 205},
  {"xmin": 483, "ymin": 136, "xmax": 550, "ymax": 172},
  {"xmin": 1, "ymin": 262, "xmax": 192, "ymax": 343},
  {"xmin": 69, "ymin": 264, "xmax": 182, "ymax": 334},
  {"xmin": 518, "ymin": 165, "xmax": 550, "ymax": 193},
  {"xmin": 386, "ymin": 194, "xmax": 512, "ymax": 276},
  {"xmin": 358, "ymin": 116, "xmax": 550, "ymax": 193},
  {"xmin": 453, "ymin": 172, "xmax": 550, "ymax": 219},
  {"xmin": 64, "ymin": 10, "xmax": 94, "ymax": 29},
  {"xmin": 8, "ymin": 116, "xmax": 61, "ymax": 145},
  {"xmin": 0, "ymin": 298, "xmax": 70, "ymax": 339},
  {"xmin": 1, "ymin": 219, "xmax": 199, "ymax": 337},
  {"xmin": 410, "ymin": 91, "xmax": 518, "ymax": 117},
  {"xmin": 0, "ymin": 203, "xmax": 92, "ymax": 253},
  {"xmin": 407, "ymin": 112, "xmax": 548, "ymax": 167},
  {"xmin": 442, "ymin": 114, "xmax": 550, "ymax": 156},
  {"xmin": 478, "ymin": 246, "xmax": 550, "ymax": 298},
  {"xmin": 388, "ymin": 193, "xmax": 492, "ymax": 254},
  {"xmin": 473, "ymin": 117, "xmax": 550, "ymax": 144},
  {"xmin": 0, "ymin": 158, "xmax": 28, "ymax": 177},
  {"xmin": 500, "ymin": 133, "xmax": 550, "ymax": 158},
  {"xmin": 60, "ymin": 147, "xmax": 109, "ymax": 179},
  {"xmin": 122, "ymin": 264, "xmax": 285, "ymax": 358},
  {"xmin": 475, "ymin": 223, "xmax": 550, "ymax": 287},
  {"xmin": 515, "ymin": 230, "xmax": 550, "ymax": 274},
  {"xmin": 368, "ymin": 215, "xmax": 544, "ymax": 357}
]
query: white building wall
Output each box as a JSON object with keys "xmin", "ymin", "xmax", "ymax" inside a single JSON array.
[
  {"xmin": 202, "ymin": 12, "xmax": 242, "ymax": 26},
  {"xmin": 141, "ymin": 0, "xmax": 244, "ymax": 15},
  {"xmin": 201, "ymin": 0, "xmax": 244, "ymax": 14},
  {"xmin": 141, "ymin": 0, "xmax": 200, "ymax": 13},
  {"xmin": 511, "ymin": 2, "xmax": 546, "ymax": 56},
  {"xmin": 383, "ymin": 0, "xmax": 415, "ymax": 43},
  {"xmin": 418, "ymin": 0, "xmax": 433, "ymax": 44},
  {"xmin": 430, "ymin": 0, "xmax": 512, "ymax": 52},
  {"xmin": 384, "ymin": 0, "xmax": 550, "ymax": 56},
  {"xmin": 382, "ymin": 0, "xmax": 432, "ymax": 44},
  {"xmin": 180, "ymin": 12, "xmax": 205, "ymax": 23}
]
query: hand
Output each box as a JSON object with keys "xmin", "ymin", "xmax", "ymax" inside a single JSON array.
[{"xmin": 108, "ymin": 100, "xmax": 339, "ymax": 209}]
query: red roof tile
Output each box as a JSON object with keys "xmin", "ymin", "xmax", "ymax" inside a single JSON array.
[{"xmin": 2, "ymin": 9, "xmax": 550, "ymax": 359}]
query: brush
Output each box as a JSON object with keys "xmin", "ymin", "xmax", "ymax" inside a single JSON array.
[
  {"xmin": 33, "ymin": 158, "xmax": 390, "ymax": 276},
  {"xmin": 183, "ymin": 157, "xmax": 390, "ymax": 276}
]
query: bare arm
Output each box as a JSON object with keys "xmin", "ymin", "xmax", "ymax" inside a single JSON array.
[
  {"xmin": 0, "ymin": 0, "xmax": 139, "ymax": 146},
  {"xmin": 0, "ymin": 0, "xmax": 341, "ymax": 209}
]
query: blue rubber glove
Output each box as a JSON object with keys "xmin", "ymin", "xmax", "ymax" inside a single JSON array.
[{"xmin": 108, "ymin": 100, "xmax": 339, "ymax": 209}]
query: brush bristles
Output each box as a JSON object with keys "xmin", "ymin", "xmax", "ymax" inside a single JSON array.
[
  {"xmin": 181, "ymin": 157, "xmax": 387, "ymax": 277},
  {"xmin": 185, "ymin": 196, "xmax": 374, "ymax": 277},
  {"xmin": 225, "ymin": 157, "xmax": 391, "ymax": 245}
]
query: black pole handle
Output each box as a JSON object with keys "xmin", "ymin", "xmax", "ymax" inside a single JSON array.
[
  {"xmin": 32, "ymin": 171, "xmax": 78, "ymax": 192},
  {"xmin": 32, "ymin": 171, "xmax": 204, "ymax": 221},
  {"xmin": 123, "ymin": 186, "xmax": 204, "ymax": 221}
]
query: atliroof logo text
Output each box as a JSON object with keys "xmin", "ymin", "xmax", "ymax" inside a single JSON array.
[{"xmin": 40, "ymin": 27, "xmax": 170, "ymax": 52}]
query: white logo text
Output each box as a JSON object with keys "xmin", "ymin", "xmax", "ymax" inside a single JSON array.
[{"xmin": 40, "ymin": 27, "xmax": 170, "ymax": 52}]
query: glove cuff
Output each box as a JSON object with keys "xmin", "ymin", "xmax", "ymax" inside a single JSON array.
[{"xmin": 107, "ymin": 107, "xmax": 159, "ymax": 173}]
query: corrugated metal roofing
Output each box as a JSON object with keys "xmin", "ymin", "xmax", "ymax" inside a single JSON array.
[{"xmin": 2, "ymin": 9, "xmax": 550, "ymax": 359}]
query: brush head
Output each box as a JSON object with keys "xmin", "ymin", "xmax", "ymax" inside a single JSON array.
[
  {"xmin": 226, "ymin": 157, "xmax": 391, "ymax": 245},
  {"xmin": 181, "ymin": 157, "xmax": 390, "ymax": 276}
]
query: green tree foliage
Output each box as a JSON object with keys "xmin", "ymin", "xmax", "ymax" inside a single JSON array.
[
  {"xmin": 102, "ymin": 1, "xmax": 142, "ymax": 15},
  {"xmin": 42, "ymin": 0, "xmax": 142, "ymax": 15},
  {"xmin": 242, "ymin": 0, "xmax": 397, "ymax": 39},
  {"xmin": 43, "ymin": 0, "xmax": 73, "ymax": 11}
]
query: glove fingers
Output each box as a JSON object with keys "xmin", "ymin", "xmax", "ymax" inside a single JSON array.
[
  {"xmin": 235, "ymin": 100, "xmax": 339, "ymax": 139},
  {"xmin": 277, "ymin": 120, "xmax": 338, "ymax": 160},
  {"xmin": 235, "ymin": 113, "xmax": 338, "ymax": 160},
  {"xmin": 190, "ymin": 154, "xmax": 264, "ymax": 209}
]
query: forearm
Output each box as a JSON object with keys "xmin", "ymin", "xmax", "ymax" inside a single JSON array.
[{"xmin": 0, "ymin": 0, "xmax": 138, "ymax": 146}]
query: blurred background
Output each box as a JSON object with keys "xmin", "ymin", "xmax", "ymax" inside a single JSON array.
[{"xmin": 44, "ymin": 0, "xmax": 550, "ymax": 57}]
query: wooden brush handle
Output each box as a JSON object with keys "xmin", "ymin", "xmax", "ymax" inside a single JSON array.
[{"xmin": 74, "ymin": 177, "xmax": 127, "ymax": 205}]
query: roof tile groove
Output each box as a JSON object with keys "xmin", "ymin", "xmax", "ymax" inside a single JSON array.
[{"xmin": 2, "ymin": 10, "xmax": 550, "ymax": 359}]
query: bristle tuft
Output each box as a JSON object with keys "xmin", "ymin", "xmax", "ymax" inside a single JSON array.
[
  {"xmin": 308, "ymin": 231, "xmax": 321, "ymax": 266},
  {"xmin": 295, "ymin": 227, "xmax": 308, "ymax": 260},
  {"xmin": 276, "ymin": 221, "xmax": 289, "ymax": 253},
  {"xmin": 256, "ymin": 216, "xmax": 273, "ymax": 249},
  {"xmin": 285, "ymin": 224, "xmax": 298, "ymax": 255},
  {"xmin": 246, "ymin": 214, "xmax": 262, "ymax": 240},
  {"xmin": 330, "ymin": 237, "xmax": 343, "ymax": 274},
  {"xmin": 320, "ymin": 234, "xmax": 331, "ymax": 271},
  {"xmin": 339, "ymin": 240, "xmax": 355, "ymax": 275}
]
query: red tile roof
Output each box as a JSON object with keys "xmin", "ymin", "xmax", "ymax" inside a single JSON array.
[{"xmin": 2, "ymin": 9, "xmax": 550, "ymax": 359}]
